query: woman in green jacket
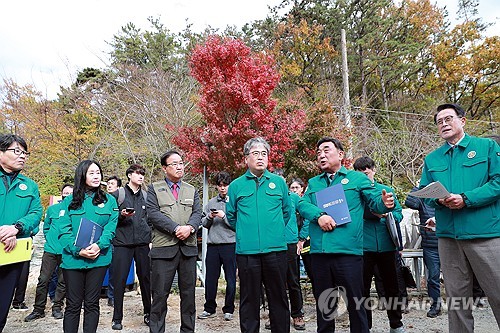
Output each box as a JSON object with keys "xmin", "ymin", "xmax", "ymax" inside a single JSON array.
[{"xmin": 59, "ymin": 160, "xmax": 118, "ymax": 333}]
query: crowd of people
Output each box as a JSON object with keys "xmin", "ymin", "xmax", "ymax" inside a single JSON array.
[{"xmin": 0, "ymin": 102, "xmax": 499, "ymax": 333}]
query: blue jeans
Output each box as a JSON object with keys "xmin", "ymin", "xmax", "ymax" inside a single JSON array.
[
  {"xmin": 204, "ymin": 243, "xmax": 237, "ymax": 314},
  {"xmin": 422, "ymin": 246, "xmax": 441, "ymax": 305}
]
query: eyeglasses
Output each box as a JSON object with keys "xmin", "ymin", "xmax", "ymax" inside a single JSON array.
[
  {"xmin": 4, "ymin": 148, "xmax": 30, "ymax": 157},
  {"xmin": 247, "ymin": 151, "xmax": 268, "ymax": 158},
  {"xmin": 436, "ymin": 115, "xmax": 461, "ymax": 126},
  {"xmin": 166, "ymin": 161, "xmax": 184, "ymax": 168},
  {"xmin": 290, "ymin": 186, "xmax": 302, "ymax": 190}
]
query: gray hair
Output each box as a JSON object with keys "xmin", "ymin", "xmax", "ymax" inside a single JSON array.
[{"xmin": 243, "ymin": 137, "xmax": 270, "ymax": 155}]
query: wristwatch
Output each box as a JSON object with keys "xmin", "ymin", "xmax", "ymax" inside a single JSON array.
[
  {"xmin": 190, "ymin": 226, "xmax": 196, "ymax": 234},
  {"xmin": 14, "ymin": 222, "xmax": 24, "ymax": 234}
]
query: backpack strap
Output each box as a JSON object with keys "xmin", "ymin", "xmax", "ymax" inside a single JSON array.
[{"xmin": 117, "ymin": 187, "xmax": 126, "ymax": 206}]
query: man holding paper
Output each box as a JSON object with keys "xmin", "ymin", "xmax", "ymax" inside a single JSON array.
[
  {"xmin": 420, "ymin": 103, "xmax": 500, "ymax": 332},
  {"xmin": 297, "ymin": 137, "xmax": 396, "ymax": 333},
  {"xmin": 0, "ymin": 134, "xmax": 43, "ymax": 332}
]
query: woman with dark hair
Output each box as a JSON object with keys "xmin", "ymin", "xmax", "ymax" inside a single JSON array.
[{"xmin": 58, "ymin": 160, "xmax": 118, "ymax": 333}]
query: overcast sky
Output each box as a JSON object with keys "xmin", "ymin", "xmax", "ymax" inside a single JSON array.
[{"xmin": 0, "ymin": 0, "xmax": 498, "ymax": 100}]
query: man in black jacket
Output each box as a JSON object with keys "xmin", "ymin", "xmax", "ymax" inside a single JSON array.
[{"xmin": 110, "ymin": 164, "xmax": 152, "ymax": 330}]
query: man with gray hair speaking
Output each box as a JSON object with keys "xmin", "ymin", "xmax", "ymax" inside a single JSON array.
[{"xmin": 226, "ymin": 137, "xmax": 292, "ymax": 333}]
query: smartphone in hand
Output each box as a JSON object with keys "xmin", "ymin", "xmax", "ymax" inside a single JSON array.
[{"xmin": 125, "ymin": 207, "xmax": 135, "ymax": 213}]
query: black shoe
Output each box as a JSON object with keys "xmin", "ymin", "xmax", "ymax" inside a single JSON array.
[
  {"xmin": 144, "ymin": 313, "xmax": 150, "ymax": 326},
  {"xmin": 108, "ymin": 298, "xmax": 114, "ymax": 307},
  {"xmin": 12, "ymin": 302, "xmax": 29, "ymax": 311},
  {"xmin": 112, "ymin": 321, "xmax": 123, "ymax": 330},
  {"xmin": 427, "ymin": 304, "xmax": 442, "ymax": 318},
  {"xmin": 24, "ymin": 311, "xmax": 45, "ymax": 322},
  {"xmin": 52, "ymin": 309, "xmax": 63, "ymax": 320}
]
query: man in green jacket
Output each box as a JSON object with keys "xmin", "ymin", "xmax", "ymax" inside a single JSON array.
[
  {"xmin": 297, "ymin": 137, "xmax": 395, "ymax": 333},
  {"xmin": 353, "ymin": 156, "xmax": 405, "ymax": 333},
  {"xmin": 0, "ymin": 134, "xmax": 43, "ymax": 332},
  {"xmin": 421, "ymin": 103, "xmax": 500, "ymax": 332},
  {"xmin": 226, "ymin": 137, "xmax": 292, "ymax": 333},
  {"xmin": 24, "ymin": 184, "xmax": 73, "ymax": 322}
]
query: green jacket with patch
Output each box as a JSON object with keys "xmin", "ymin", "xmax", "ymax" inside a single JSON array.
[
  {"xmin": 0, "ymin": 171, "xmax": 42, "ymax": 238},
  {"xmin": 59, "ymin": 193, "xmax": 118, "ymax": 269},
  {"xmin": 226, "ymin": 169, "xmax": 292, "ymax": 255},
  {"xmin": 421, "ymin": 134, "xmax": 500, "ymax": 239},
  {"xmin": 297, "ymin": 167, "xmax": 391, "ymax": 256}
]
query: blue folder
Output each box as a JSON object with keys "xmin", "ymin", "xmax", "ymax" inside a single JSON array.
[
  {"xmin": 315, "ymin": 183, "xmax": 352, "ymax": 225},
  {"xmin": 74, "ymin": 217, "xmax": 103, "ymax": 248}
]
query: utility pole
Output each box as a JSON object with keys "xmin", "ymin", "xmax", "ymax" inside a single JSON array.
[{"xmin": 340, "ymin": 29, "xmax": 353, "ymax": 158}]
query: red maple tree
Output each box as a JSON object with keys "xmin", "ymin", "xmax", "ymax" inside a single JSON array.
[{"xmin": 170, "ymin": 35, "xmax": 305, "ymax": 176}]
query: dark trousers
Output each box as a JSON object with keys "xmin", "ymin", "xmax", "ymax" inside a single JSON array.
[
  {"xmin": 363, "ymin": 251, "xmax": 403, "ymax": 329},
  {"xmin": 0, "ymin": 262, "xmax": 24, "ymax": 332},
  {"xmin": 301, "ymin": 253, "xmax": 315, "ymax": 294},
  {"xmin": 62, "ymin": 266, "xmax": 108, "ymax": 333},
  {"xmin": 204, "ymin": 243, "xmax": 237, "ymax": 314},
  {"xmin": 48, "ymin": 267, "xmax": 59, "ymax": 299},
  {"xmin": 286, "ymin": 243, "xmax": 304, "ymax": 318},
  {"xmin": 112, "ymin": 245, "xmax": 151, "ymax": 322},
  {"xmin": 150, "ymin": 252, "xmax": 197, "ymax": 333},
  {"xmin": 12, "ymin": 260, "xmax": 30, "ymax": 305},
  {"xmin": 33, "ymin": 252, "xmax": 65, "ymax": 313},
  {"xmin": 237, "ymin": 251, "xmax": 290, "ymax": 333},
  {"xmin": 312, "ymin": 254, "xmax": 369, "ymax": 333}
]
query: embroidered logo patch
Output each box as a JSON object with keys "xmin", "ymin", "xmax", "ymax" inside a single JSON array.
[
  {"xmin": 269, "ymin": 182, "xmax": 276, "ymax": 189},
  {"xmin": 19, "ymin": 184, "xmax": 27, "ymax": 190},
  {"xmin": 467, "ymin": 151, "xmax": 476, "ymax": 159},
  {"xmin": 341, "ymin": 179, "xmax": 349, "ymax": 185},
  {"xmin": 98, "ymin": 203, "xmax": 105, "ymax": 208}
]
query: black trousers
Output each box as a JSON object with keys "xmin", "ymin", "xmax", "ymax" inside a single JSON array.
[
  {"xmin": 62, "ymin": 266, "xmax": 108, "ymax": 333},
  {"xmin": 150, "ymin": 252, "xmax": 197, "ymax": 333},
  {"xmin": 312, "ymin": 254, "xmax": 369, "ymax": 333},
  {"xmin": 33, "ymin": 252, "xmax": 65, "ymax": 313},
  {"xmin": 0, "ymin": 262, "xmax": 24, "ymax": 332},
  {"xmin": 12, "ymin": 260, "xmax": 30, "ymax": 305},
  {"xmin": 237, "ymin": 251, "xmax": 290, "ymax": 333},
  {"xmin": 111, "ymin": 245, "xmax": 151, "ymax": 322},
  {"xmin": 286, "ymin": 243, "xmax": 304, "ymax": 318},
  {"xmin": 363, "ymin": 251, "xmax": 403, "ymax": 329},
  {"xmin": 203, "ymin": 243, "xmax": 237, "ymax": 314},
  {"xmin": 301, "ymin": 252, "xmax": 315, "ymax": 294}
]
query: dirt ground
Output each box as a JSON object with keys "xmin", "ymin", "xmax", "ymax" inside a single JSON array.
[
  {"xmin": 4, "ymin": 278, "xmax": 498, "ymax": 332},
  {"xmin": 3, "ymin": 230, "xmax": 498, "ymax": 332}
]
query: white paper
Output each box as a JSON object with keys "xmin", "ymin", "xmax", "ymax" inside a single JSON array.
[{"xmin": 408, "ymin": 181, "xmax": 450, "ymax": 199}]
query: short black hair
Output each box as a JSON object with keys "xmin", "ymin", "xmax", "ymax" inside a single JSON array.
[
  {"xmin": 289, "ymin": 178, "xmax": 305, "ymax": 188},
  {"xmin": 316, "ymin": 137, "xmax": 344, "ymax": 151},
  {"xmin": 0, "ymin": 134, "xmax": 28, "ymax": 152},
  {"xmin": 215, "ymin": 171, "xmax": 232, "ymax": 185},
  {"xmin": 434, "ymin": 103, "xmax": 465, "ymax": 123},
  {"xmin": 126, "ymin": 164, "xmax": 146, "ymax": 180},
  {"xmin": 353, "ymin": 156, "xmax": 376, "ymax": 171},
  {"xmin": 107, "ymin": 175, "xmax": 122, "ymax": 187},
  {"xmin": 160, "ymin": 149, "xmax": 182, "ymax": 166}
]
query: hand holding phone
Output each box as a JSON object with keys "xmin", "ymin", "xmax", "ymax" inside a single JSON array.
[{"xmin": 125, "ymin": 207, "xmax": 135, "ymax": 213}]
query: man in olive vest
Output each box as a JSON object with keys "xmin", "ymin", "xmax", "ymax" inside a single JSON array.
[{"xmin": 146, "ymin": 149, "xmax": 202, "ymax": 333}]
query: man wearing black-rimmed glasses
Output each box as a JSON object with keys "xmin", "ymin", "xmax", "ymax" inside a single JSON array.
[
  {"xmin": 0, "ymin": 134, "xmax": 43, "ymax": 332},
  {"xmin": 420, "ymin": 103, "xmax": 500, "ymax": 332},
  {"xmin": 146, "ymin": 150, "xmax": 201, "ymax": 333}
]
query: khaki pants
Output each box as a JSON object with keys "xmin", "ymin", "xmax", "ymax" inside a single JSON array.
[{"xmin": 439, "ymin": 237, "xmax": 500, "ymax": 332}]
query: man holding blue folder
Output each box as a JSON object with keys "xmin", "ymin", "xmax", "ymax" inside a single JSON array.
[{"xmin": 297, "ymin": 137, "xmax": 396, "ymax": 333}]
